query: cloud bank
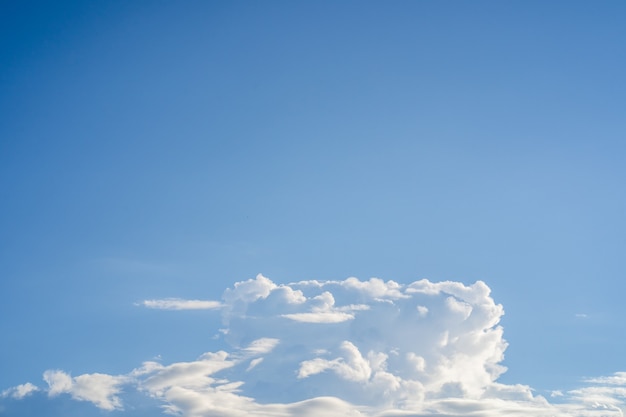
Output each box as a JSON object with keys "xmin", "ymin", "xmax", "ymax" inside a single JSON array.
[{"xmin": 3, "ymin": 275, "xmax": 625, "ymax": 416}]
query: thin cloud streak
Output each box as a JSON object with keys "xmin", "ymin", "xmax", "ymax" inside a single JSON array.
[{"xmin": 139, "ymin": 298, "xmax": 222, "ymax": 310}]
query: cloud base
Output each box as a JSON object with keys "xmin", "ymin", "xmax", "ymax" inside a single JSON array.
[{"xmin": 3, "ymin": 275, "xmax": 625, "ymax": 416}]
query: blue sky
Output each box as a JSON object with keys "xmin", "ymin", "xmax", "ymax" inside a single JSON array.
[{"xmin": 1, "ymin": 1, "xmax": 626, "ymax": 415}]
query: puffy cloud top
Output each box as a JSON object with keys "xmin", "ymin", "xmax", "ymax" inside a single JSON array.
[{"xmin": 3, "ymin": 275, "xmax": 625, "ymax": 416}]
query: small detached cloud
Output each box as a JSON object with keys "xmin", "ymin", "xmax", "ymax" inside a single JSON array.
[
  {"xmin": 43, "ymin": 370, "xmax": 127, "ymax": 411},
  {"xmin": 138, "ymin": 298, "xmax": 222, "ymax": 310},
  {"xmin": 1, "ymin": 382, "xmax": 39, "ymax": 399},
  {"xmin": 3, "ymin": 274, "xmax": 626, "ymax": 416}
]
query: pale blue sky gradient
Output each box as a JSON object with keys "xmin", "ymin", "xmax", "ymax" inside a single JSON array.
[{"xmin": 1, "ymin": 1, "xmax": 626, "ymax": 412}]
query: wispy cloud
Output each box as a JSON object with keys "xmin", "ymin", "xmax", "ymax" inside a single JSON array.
[
  {"xmin": 138, "ymin": 298, "xmax": 222, "ymax": 310},
  {"xmin": 1, "ymin": 383, "xmax": 38, "ymax": 400}
]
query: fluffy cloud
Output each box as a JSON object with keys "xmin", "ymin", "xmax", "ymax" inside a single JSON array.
[
  {"xmin": 3, "ymin": 275, "xmax": 626, "ymax": 416},
  {"xmin": 43, "ymin": 370, "xmax": 129, "ymax": 410},
  {"xmin": 1, "ymin": 382, "xmax": 38, "ymax": 399},
  {"xmin": 43, "ymin": 370, "xmax": 127, "ymax": 410},
  {"xmin": 281, "ymin": 291, "xmax": 369, "ymax": 323}
]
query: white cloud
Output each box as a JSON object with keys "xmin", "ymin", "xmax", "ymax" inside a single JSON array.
[
  {"xmin": 241, "ymin": 337, "xmax": 280, "ymax": 356},
  {"xmin": 138, "ymin": 350, "xmax": 235, "ymax": 396},
  {"xmin": 298, "ymin": 341, "xmax": 372, "ymax": 382},
  {"xmin": 139, "ymin": 298, "xmax": 222, "ymax": 310},
  {"xmin": 43, "ymin": 370, "xmax": 126, "ymax": 410},
  {"xmin": 4, "ymin": 275, "xmax": 626, "ymax": 416},
  {"xmin": 247, "ymin": 358, "xmax": 264, "ymax": 371},
  {"xmin": 1, "ymin": 382, "xmax": 39, "ymax": 399},
  {"xmin": 340, "ymin": 277, "xmax": 408, "ymax": 300},
  {"xmin": 586, "ymin": 372, "xmax": 626, "ymax": 386},
  {"xmin": 281, "ymin": 291, "xmax": 369, "ymax": 323},
  {"xmin": 282, "ymin": 311, "xmax": 356, "ymax": 323},
  {"xmin": 223, "ymin": 274, "xmax": 306, "ymax": 307},
  {"xmin": 43, "ymin": 370, "xmax": 73, "ymax": 396}
]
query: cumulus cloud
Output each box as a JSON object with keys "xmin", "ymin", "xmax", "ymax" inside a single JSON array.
[
  {"xmin": 281, "ymin": 291, "xmax": 369, "ymax": 323},
  {"xmin": 3, "ymin": 274, "xmax": 626, "ymax": 416},
  {"xmin": 1, "ymin": 382, "xmax": 39, "ymax": 399},
  {"xmin": 43, "ymin": 370, "xmax": 127, "ymax": 410}
]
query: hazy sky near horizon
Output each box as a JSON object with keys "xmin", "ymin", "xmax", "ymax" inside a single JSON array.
[{"xmin": 1, "ymin": 1, "xmax": 626, "ymax": 416}]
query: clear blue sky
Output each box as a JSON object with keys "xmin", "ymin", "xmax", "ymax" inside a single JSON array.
[{"xmin": 1, "ymin": 1, "xmax": 626, "ymax": 415}]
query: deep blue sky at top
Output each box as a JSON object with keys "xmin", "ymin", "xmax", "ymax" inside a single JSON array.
[{"xmin": 1, "ymin": 0, "xmax": 625, "ymax": 394}]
